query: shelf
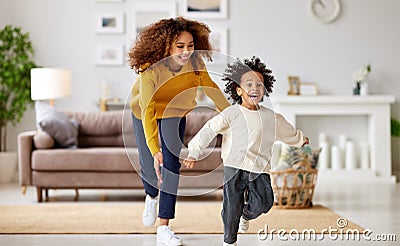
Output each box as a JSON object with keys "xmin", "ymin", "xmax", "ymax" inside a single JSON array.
[
  {"xmin": 272, "ymin": 95, "xmax": 395, "ymax": 105},
  {"xmin": 273, "ymin": 95, "xmax": 396, "ymax": 183}
]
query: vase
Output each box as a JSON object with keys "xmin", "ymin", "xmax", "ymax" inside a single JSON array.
[
  {"xmin": 353, "ymin": 82, "xmax": 361, "ymax": 95},
  {"xmin": 360, "ymin": 81, "xmax": 369, "ymax": 96}
]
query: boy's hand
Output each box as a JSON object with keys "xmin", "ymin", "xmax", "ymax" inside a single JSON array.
[
  {"xmin": 302, "ymin": 137, "xmax": 310, "ymax": 147},
  {"xmin": 183, "ymin": 157, "xmax": 196, "ymax": 169}
]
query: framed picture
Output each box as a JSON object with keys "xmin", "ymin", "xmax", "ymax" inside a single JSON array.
[
  {"xmin": 95, "ymin": 46, "xmax": 124, "ymax": 66},
  {"xmin": 130, "ymin": 2, "xmax": 177, "ymax": 40},
  {"xmin": 287, "ymin": 76, "xmax": 300, "ymax": 95},
  {"xmin": 96, "ymin": 13, "xmax": 125, "ymax": 34},
  {"xmin": 182, "ymin": 0, "xmax": 228, "ymax": 19},
  {"xmin": 300, "ymin": 82, "xmax": 319, "ymax": 95}
]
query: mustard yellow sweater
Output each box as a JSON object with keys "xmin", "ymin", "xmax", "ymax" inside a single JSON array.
[{"xmin": 130, "ymin": 61, "xmax": 230, "ymax": 156}]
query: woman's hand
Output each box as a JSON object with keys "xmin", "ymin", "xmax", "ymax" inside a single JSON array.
[
  {"xmin": 153, "ymin": 151, "xmax": 163, "ymax": 183},
  {"xmin": 183, "ymin": 157, "xmax": 196, "ymax": 169}
]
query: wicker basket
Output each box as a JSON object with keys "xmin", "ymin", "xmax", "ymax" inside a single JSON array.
[{"xmin": 270, "ymin": 162, "xmax": 318, "ymax": 209}]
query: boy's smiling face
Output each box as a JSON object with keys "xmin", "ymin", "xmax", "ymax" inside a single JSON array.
[{"xmin": 236, "ymin": 70, "xmax": 265, "ymax": 110}]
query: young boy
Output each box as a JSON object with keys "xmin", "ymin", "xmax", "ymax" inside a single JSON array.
[{"xmin": 183, "ymin": 56, "xmax": 309, "ymax": 246}]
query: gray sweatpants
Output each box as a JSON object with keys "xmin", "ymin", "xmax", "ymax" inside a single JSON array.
[{"xmin": 222, "ymin": 166, "xmax": 274, "ymax": 244}]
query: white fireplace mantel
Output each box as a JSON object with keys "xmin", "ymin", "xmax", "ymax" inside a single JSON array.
[{"xmin": 272, "ymin": 95, "xmax": 396, "ymax": 183}]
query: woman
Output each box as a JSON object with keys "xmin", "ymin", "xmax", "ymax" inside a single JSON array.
[{"xmin": 128, "ymin": 16, "xmax": 229, "ymax": 245}]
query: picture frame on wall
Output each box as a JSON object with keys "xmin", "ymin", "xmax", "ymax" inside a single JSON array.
[
  {"xmin": 96, "ymin": 13, "xmax": 125, "ymax": 34},
  {"xmin": 95, "ymin": 45, "xmax": 124, "ymax": 66},
  {"xmin": 287, "ymin": 76, "xmax": 300, "ymax": 95},
  {"xmin": 130, "ymin": 2, "xmax": 177, "ymax": 40},
  {"xmin": 182, "ymin": 0, "xmax": 228, "ymax": 19}
]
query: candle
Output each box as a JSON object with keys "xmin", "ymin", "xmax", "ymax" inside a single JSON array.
[
  {"xmin": 345, "ymin": 141, "xmax": 357, "ymax": 170},
  {"xmin": 318, "ymin": 133, "xmax": 328, "ymax": 146},
  {"xmin": 339, "ymin": 134, "xmax": 347, "ymax": 149},
  {"xmin": 331, "ymin": 145, "xmax": 342, "ymax": 170},
  {"xmin": 339, "ymin": 134, "xmax": 347, "ymax": 164},
  {"xmin": 319, "ymin": 142, "xmax": 330, "ymax": 170},
  {"xmin": 360, "ymin": 142, "xmax": 370, "ymax": 170}
]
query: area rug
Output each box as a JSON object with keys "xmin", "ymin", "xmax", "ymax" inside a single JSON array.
[{"xmin": 0, "ymin": 203, "xmax": 364, "ymax": 234}]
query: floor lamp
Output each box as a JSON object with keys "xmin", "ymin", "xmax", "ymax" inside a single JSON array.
[
  {"xmin": 30, "ymin": 68, "xmax": 72, "ymax": 106},
  {"xmin": 24, "ymin": 68, "xmax": 72, "ymax": 195}
]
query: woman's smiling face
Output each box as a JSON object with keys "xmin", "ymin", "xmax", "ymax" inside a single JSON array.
[{"xmin": 169, "ymin": 31, "xmax": 195, "ymax": 66}]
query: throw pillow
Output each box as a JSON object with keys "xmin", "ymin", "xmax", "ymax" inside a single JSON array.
[
  {"xmin": 33, "ymin": 130, "xmax": 55, "ymax": 149},
  {"xmin": 35, "ymin": 101, "xmax": 80, "ymax": 148},
  {"xmin": 276, "ymin": 144, "xmax": 321, "ymax": 169}
]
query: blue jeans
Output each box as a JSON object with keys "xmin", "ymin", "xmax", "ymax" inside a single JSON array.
[
  {"xmin": 222, "ymin": 166, "xmax": 274, "ymax": 244},
  {"xmin": 132, "ymin": 114, "xmax": 186, "ymax": 219}
]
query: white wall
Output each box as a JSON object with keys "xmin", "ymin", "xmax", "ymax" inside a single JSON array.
[{"xmin": 1, "ymin": 0, "xmax": 400, "ymax": 175}]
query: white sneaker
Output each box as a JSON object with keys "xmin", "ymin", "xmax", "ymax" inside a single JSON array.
[
  {"xmin": 223, "ymin": 242, "xmax": 237, "ymax": 246},
  {"xmin": 238, "ymin": 216, "xmax": 249, "ymax": 233},
  {"xmin": 142, "ymin": 195, "xmax": 157, "ymax": 227},
  {"xmin": 157, "ymin": 225, "xmax": 183, "ymax": 245}
]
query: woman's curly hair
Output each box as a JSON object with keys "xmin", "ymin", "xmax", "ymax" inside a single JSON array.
[
  {"xmin": 128, "ymin": 16, "xmax": 213, "ymax": 74},
  {"xmin": 222, "ymin": 56, "xmax": 276, "ymax": 105}
]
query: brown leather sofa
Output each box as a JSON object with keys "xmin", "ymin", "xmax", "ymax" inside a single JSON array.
[{"xmin": 18, "ymin": 109, "xmax": 223, "ymax": 202}]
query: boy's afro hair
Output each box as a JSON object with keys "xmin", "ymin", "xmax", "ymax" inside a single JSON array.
[{"xmin": 222, "ymin": 56, "xmax": 275, "ymax": 104}]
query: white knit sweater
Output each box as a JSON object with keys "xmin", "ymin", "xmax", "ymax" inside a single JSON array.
[{"xmin": 187, "ymin": 104, "xmax": 306, "ymax": 173}]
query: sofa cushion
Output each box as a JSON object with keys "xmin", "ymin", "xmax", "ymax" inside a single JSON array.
[
  {"xmin": 32, "ymin": 146, "xmax": 223, "ymax": 173},
  {"xmin": 62, "ymin": 110, "xmax": 137, "ymax": 147},
  {"xmin": 32, "ymin": 147, "xmax": 135, "ymax": 172},
  {"xmin": 59, "ymin": 109, "xmax": 221, "ymax": 148},
  {"xmin": 31, "ymin": 171, "xmax": 143, "ymax": 188},
  {"xmin": 78, "ymin": 135, "xmax": 124, "ymax": 148},
  {"xmin": 35, "ymin": 101, "xmax": 79, "ymax": 148},
  {"xmin": 31, "ymin": 171, "xmax": 223, "ymax": 189},
  {"xmin": 275, "ymin": 143, "xmax": 321, "ymax": 169},
  {"xmin": 63, "ymin": 110, "xmax": 123, "ymax": 136}
]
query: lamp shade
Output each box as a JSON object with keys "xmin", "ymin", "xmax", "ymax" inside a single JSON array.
[{"xmin": 30, "ymin": 68, "xmax": 72, "ymax": 100}]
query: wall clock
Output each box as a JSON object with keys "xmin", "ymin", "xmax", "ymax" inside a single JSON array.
[{"xmin": 310, "ymin": 0, "xmax": 341, "ymax": 23}]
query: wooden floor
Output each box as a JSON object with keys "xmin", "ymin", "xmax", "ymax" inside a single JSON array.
[{"xmin": 0, "ymin": 182, "xmax": 399, "ymax": 245}]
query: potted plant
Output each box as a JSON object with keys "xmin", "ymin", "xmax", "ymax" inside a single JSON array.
[{"xmin": 0, "ymin": 25, "xmax": 38, "ymax": 183}]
